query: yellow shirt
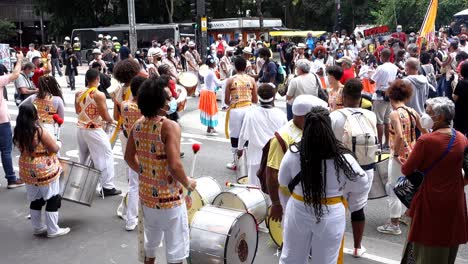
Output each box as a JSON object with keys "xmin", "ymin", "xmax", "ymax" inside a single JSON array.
[{"xmin": 266, "ymin": 120, "xmax": 302, "ymax": 170}]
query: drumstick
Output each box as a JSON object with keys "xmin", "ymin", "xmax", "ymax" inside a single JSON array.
[
  {"xmin": 188, "ymin": 144, "xmax": 201, "ymax": 196},
  {"xmin": 225, "ymin": 181, "xmax": 261, "ymax": 190}
]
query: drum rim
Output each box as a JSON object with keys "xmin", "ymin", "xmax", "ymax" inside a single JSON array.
[
  {"xmin": 223, "ymin": 212, "xmax": 259, "ymax": 264},
  {"xmin": 213, "ymin": 189, "xmax": 268, "ymax": 224},
  {"xmin": 266, "ymin": 214, "xmax": 283, "ymax": 248},
  {"xmin": 59, "ymin": 159, "xmax": 101, "ymax": 174}
]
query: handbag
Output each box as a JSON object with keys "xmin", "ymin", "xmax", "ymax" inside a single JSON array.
[
  {"xmin": 394, "ymin": 129, "xmax": 456, "ymax": 208},
  {"xmin": 312, "ymin": 73, "xmax": 329, "ymax": 102}
]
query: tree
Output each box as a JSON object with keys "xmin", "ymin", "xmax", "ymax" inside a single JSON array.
[
  {"xmin": 0, "ymin": 19, "xmax": 16, "ymax": 43},
  {"xmin": 163, "ymin": 0, "xmax": 174, "ymax": 23}
]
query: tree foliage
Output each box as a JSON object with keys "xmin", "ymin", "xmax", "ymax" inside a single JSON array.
[
  {"xmin": 34, "ymin": 0, "xmax": 467, "ymax": 36},
  {"xmin": 0, "ymin": 19, "xmax": 17, "ymax": 42}
]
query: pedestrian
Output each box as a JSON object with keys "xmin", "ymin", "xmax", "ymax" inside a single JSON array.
[
  {"xmin": 13, "ymin": 103, "xmax": 70, "ymax": 237},
  {"xmin": 73, "ymin": 37, "xmax": 82, "ymax": 66},
  {"xmin": 14, "ymin": 62, "xmax": 38, "ymax": 106},
  {"xmin": 278, "ymin": 106, "xmax": 369, "ymax": 264},
  {"xmin": 404, "ymin": 58, "xmax": 432, "ymax": 126},
  {"xmin": 219, "ymin": 47, "xmax": 234, "ymax": 110},
  {"xmin": 237, "ymin": 83, "xmax": 287, "ymax": 186},
  {"xmin": 200, "ymin": 56, "xmax": 221, "ymax": 136},
  {"xmin": 327, "ymin": 65, "xmax": 344, "ymax": 111},
  {"xmin": 124, "ymin": 77, "xmax": 196, "ymax": 264},
  {"xmin": 162, "ymin": 46, "xmax": 180, "ymax": 78},
  {"xmin": 377, "ymin": 79, "xmax": 427, "ymax": 235},
  {"xmin": 267, "ymin": 95, "xmax": 328, "ymax": 222},
  {"xmin": 64, "ymin": 48, "xmax": 79, "ymax": 91},
  {"xmin": 257, "ymin": 47, "xmax": 277, "ymax": 85},
  {"xmin": 88, "ymin": 49, "xmax": 107, "ymax": 73},
  {"xmin": 49, "ymin": 41, "xmax": 63, "ymax": 78},
  {"xmin": 453, "ymin": 62, "xmax": 468, "ymax": 135},
  {"xmin": 359, "ymin": 54, "xmax": 377, "ymax": 96},
  {"xmin": 20, "ymin": 76, "xmax": 64, "ymax": 136},
  {"xmin": 286, "ymin": 59, "xmax": 321, "ymax": 120},
  {"xmin": 75, "ymin": 69, "xmax": 121, "ymax": 196},
  {"xmin": 120, "ymin": 40, "xmax": 132, "ymax": 60},
  {"xmin": 336, "ymin": 56, "xmax": 355, "ymax": 85},
  {"xmin": 120, "ymin": 76, "xmax": 145, "ymax": 231},
  {"xmin": 224, "ymin": 56, "xmax": 258, "ymax": 170},
  {"xmin": 0, "ymin": 51, "xmax": 25, "ymax": 189},
  {"xmin": 32, "ymin": 56, "xmax": 51, "ymax": 88},
  {"xmin": 402, "ymin": 97, "xmax": 468, "ymax": 264},
  {"xmin": 89, "ymin": 62, "xmax": 111, "ymax": 99},
  {"xmin": 372, "ymin": 48, "xmax": 398, "ymax": 151},
  {"xmin": 330, "ymin": 78, "xmax": 378, "ymax": 257},
  {"xmin": 26, "ymin": 43, "xmax": 40, "ymax": 62}
]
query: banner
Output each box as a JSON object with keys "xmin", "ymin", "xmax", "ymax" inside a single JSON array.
[
  {"xmin": 0, "ymin": 44, "xmax": 11, "ymax": 72},
  {"xmin": 363, "ymin": 25, "xmax": 391, "ymax": 45},
  {"xmin": 417, "ymin": 0, "xmax": 438, "ymax": 49}
]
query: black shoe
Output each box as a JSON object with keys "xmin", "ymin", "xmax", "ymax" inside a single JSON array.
[
  {"xmin": 102, "ymin": 188, "xmax": 122, "ymax": 196},
  {"xmin": 180, "ymin": 152, "xmax": 185, "ymax": 158}
]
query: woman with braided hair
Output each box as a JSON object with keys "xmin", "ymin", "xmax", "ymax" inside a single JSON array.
[
  {"xmin": 278, "ymin": 106, "xmax": 370, "ymax": 264},
  {"xmin": 20, "ymin": 75, "xmax": 65, "ymax": 137}
]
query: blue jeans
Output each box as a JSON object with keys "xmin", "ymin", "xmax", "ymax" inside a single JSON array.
[
  {"xmin": 286, "ymin": 103, "xmax": 293, "ymax": 121},
  {"xmin": 0, "ymin": 122, "xmax": 16, "ymax": 182},
  {"xmin": 51, "ymin": 58, "xmax": 63, "ymax": 77}
]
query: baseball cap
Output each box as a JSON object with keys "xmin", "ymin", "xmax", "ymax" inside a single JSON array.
[
  {"xmin": 336, "ymin": 56, "xmax": 353, "ymax": 65},
  {"xmin": 292, "ymin": 95, "xmax": 328, "ymax": 116}
]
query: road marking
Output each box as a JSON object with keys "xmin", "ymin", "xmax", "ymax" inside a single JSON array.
[
  {"xmin": 181, "ymin": 132, "xmax": 230, "ymax": 143},
  {"xmin": 343, "ymin": 248, "xmax": 399, "ymax": 264}
]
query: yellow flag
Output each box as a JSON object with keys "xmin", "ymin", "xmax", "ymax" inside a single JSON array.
[{"xmin": 418, "ymin": 0, "xmax": 438, "ymax": 49}]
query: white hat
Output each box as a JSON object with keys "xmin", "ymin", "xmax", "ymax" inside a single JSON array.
[
  {"xmin": 105, "ymin": 35, "xmax": 111, "ymax": 40},
  {"xmin": 243, "ymin": 47, "xmax": 253, "ymax": 55},
  {"xmin": 297, "ymin": 43, "xmax": 306, "ymax": 49},
  {"xmin": 64, "ymin": 36, "xmax": 71, "ymax": 41},
  {"xmin": 74, "ymin": 37, "xmax": 79, "ymax": 41},
  {"xmin": 148, "ymin": 47, "xmax": 162, "ymax": 57},
  {"xmin": 92, "ymin": 49, "xmax": 102, "ymax": 55},
  {"xmin": 112, "ymin": 36, "xmax": 118, "ymax": 41},
  {"xmin": 188, "ymin": 41, "xmax": 196, "ymax": 47},
  {"xmin": 98, "ymin": 34, "xmax": 103, "ymax": 39},
  {"xmin": 336, "ymin": 56, "xmax": 353, "ymax": 65},
  {"xmin": 226, "ymin": 46, "xmax": 235, "ymax": 52},
  {"xmin": 217, "ymin": 34, "xmax": 223, "ymax": 38},
  {"xmin": 292, "ymin": 95, "xmax": 328, "ymax": 116}
]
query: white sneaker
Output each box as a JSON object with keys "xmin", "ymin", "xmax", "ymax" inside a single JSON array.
[
  {"xmin": 226, "ymin": 162, "xmax": 236, "ymax": 170},
  {"xmin": 125, "ymin": 223, "xmax": 137, "ymax": 231},
  {"xmin": 33, "ymin": 226, "xmax": 47, "ymax": 236},
  {"xmin": 377, "ymin": 223, "xmax": 402, "ymax": 235},
  {"xmin": 353, "ymin": 246, "xmax": 366, "ymax": 258},
  {"xmin": 47, "ymin": 227, "xmax": 71, "ymax": 238}
]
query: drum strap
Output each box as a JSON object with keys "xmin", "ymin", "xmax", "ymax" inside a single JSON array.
[
  {"xmin": 110, "ymin": 88, "xmax": 132, "ymax": 146},
  {"xmin": 224, "ymin": 101, "xmax": 252, "ymax": 139},
  {"xmin": 78, "ymin": 87, "xmax": 97, "ymax": 104},
  {"xmin": 291, "ymin": 194, "xmax": 345, "ymax": 205}
]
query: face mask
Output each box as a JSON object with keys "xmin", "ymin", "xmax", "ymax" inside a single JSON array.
[
  {"xmin": 337, "ymin": 53, "xmax": 343, "ymax": 58},
  {"xmin": 397, "ymin": 28, "xmax": 402, "ymax": 33},
  {"xmin": 461, "ymin": 40, "xmax": 467, "ymax": 46},
  {"xmin": 28, "ymin": 72, "xmax": 34, "ymax": 78},
  {"xmin": 420, "ymin": 113, "xmax": 434, "ymax": 130},
  {"xmin": 29, "ymin": 47, "xmax": 34, "ymax": 51},
  {"xmin": 166, "ymin": 98, "xmax": 177, "ymax": 115},
  {"xmin": 98, "ymin": 55, "xmax": 102, "ymax": 60}
]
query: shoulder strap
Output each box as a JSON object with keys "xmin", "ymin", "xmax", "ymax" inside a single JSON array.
[
  {"xmin": 78, "ymin": 87, "xmax": 98, "ymax": 104},
  {"xmin": 397, "ymin": 106, "xmax": 416, "ymax": 142},
  {"xmin": 274, "ymin": 132, "xmax": 287, "ymax": 153},
  {"xmin": 424, "ymin": 129, "xmax": 456, "ymax": 174},
  {"xmin": 288, "ymin": 172, "xmax": 302, "ymax": 194}
]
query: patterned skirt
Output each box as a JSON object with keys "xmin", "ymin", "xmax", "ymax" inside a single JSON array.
[{"xmin": 199, "ymin": 90, "xmax": 218, "ymax": 127}]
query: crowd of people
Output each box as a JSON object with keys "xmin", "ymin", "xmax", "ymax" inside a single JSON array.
[{"xmin": 0, "ymin": 22, "xmax": 467, "ymax": 264}]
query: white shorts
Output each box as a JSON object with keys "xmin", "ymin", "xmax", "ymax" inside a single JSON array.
[
  {"xmin": 26, "ymin": 178, "xmax": 60, "ymax": 202},
  {"xmin": 143, "ymin": 204, "xmax": 189, "ymax": 263}
]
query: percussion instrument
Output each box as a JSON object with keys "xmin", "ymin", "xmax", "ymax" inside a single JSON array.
[
  {"xmin": 178, "ymin": 72, "xmax": 198, "ymax": 96},
  {"xmin": 369, "ymin": 153, "xmax": 390, "ymax": 200},
  {"xmin": 235, "ymin": 150, "xmax": 248, "ymax": 183},
  {"xmin": 212, "ymin": 187, "xmax": 268, "ymax": 224},
  {"xmin": 175, "ymin": 84, "xmax": 187, "ymax": 113},
  {"xmin": 265, "ymin": 208, "xmax": 283, "ymax": 248},
  {"xmin": 184, "ymin": 177, "xmax": 222, "ymax": 224},
  {"xmin": 190, "ymin": 206, "xmax": 258, "ymax": 264},
  {"xmin": 59, "ymin": 159, "xmax": 101, "ymax": 207},
  {"xmin": 198, "ymin": 64, "xmax": 210, "ymax": 78}
]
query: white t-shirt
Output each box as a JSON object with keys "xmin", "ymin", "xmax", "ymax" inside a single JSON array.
[
  {"xmin": 286, "ymin": 73, "xmax": 320, "ymax": 104},
  {"xmin": 278, "ymin": 148, "xmax": 369, "ymax": 212},
  {"xmin": 203, "ymin": 69, "xmax": 222, "ymax": 92},
  {"xmin": 26, "ymin": 50, "xmax": 41, "ymax": 62},
  {"xmin": 371, "ymin": 62, "xmax": 398, "ymax": 101}
]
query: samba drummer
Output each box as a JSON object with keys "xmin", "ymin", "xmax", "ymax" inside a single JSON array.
[
  {"xmin": 120, "ymin": 76, "xmax": 145, "ymax": 231},
  {"xmin": 20, "ymin": 76, "xmax": 65, "ymax": 137},
  {"xmin": 162, "ymin": 46, "xmax": 181, "ymax": 78},
  {"xmin": 13, "ymin": 103, "xmax": 70, "ymax": 238},
  {"xmin": 185, "ymin": 41, "xmax": 202, "ymax": 93},
  {"xmin": 124, "ymin": 77, "xmax": 196, "ymax": 264},
  {"xmin": 278, "ymin": 106, "xmax": 370, "ymax": 264},
  {"xmin": 75, "ymin": 69, "xmax": 121, "ymax": 196}
]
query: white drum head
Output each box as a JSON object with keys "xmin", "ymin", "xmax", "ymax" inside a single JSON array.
[{"xmin": 225, "ymin": 212, "xmax": 258, "ymax": 264}]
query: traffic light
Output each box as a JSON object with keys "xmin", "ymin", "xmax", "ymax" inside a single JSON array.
[
  {"xmin": 190, "ymin": 0, "xmax": 196, "ymax": 17},
  {"xmin": 206, "ymin": 0, "xmax": 212, "ymax": 15},
  {"xmin": 192, "ymin": 23, "xmax": 198, "ymax": 30}
]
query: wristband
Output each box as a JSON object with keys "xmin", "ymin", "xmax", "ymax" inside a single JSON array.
[
  {"xmin": 393, "ymin": 154, "xmax": 399, "ymax": 158},
  {"xmin": 271, "ymin": 201, "xmax": 281, "ymax": 206}
]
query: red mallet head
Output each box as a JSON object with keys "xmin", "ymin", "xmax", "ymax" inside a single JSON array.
[
  {"xmin": 192, "ymin": 143, "xmax": 201, "ymax": 154},
  {"xmin": 53, "ymin": 114, "xmax": 64, "ymax": 125}
]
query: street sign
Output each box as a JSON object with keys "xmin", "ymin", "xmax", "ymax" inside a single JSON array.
[{"xmin": 201, "ymin": 16, "xmax": 207, "ymax": 32}]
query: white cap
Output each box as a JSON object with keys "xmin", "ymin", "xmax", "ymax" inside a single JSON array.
[
  {"xmin": 105, "ymin": 35, "xmax": 111, "ymax": 40},
  {"xmin": 148, "ymin": 47, "xmax": 163, "ymax": 57},
  {"xmin": 292, "ymin": 95, "xmax": 328, "ymax": 116},
  {"xmin": 98, "ymin": 34, "xmax": 103, "ymax": 38},
  {"xmin": 243, "ymin": 47, "xmax": 253, "ymax": 55},
  {"xmin": 226, "ymin": 46, "xmax": 235, "ymax": 52},
  {"xmin": 217, "ymin": 34, "xmax": 223, "ymax": 38},
  {"xmin": 64, "ymin": 36, "xmax": 71, "ymax": 41},
  {"xmin": 92, "ymin": 48, "xmax": 102, "ymax": 55},
  {"xmin": 112, "ymin": 36, "xmax": 118, "ymax": 41},
  {"xmin": 188, "ymin": 41, "xmax": 196, "ymax": 47},
  {"xmin": 297, "ymin": 43, "xmax": 306, "ymax": 49},
  {"xmin": 74, "ymin": 37, "xmax": 79, "ymax": 41}
]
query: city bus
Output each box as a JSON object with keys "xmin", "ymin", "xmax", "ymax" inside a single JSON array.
[{"xmin": 71, "ymin": 24, "xmax": 184, "ymax": 62}]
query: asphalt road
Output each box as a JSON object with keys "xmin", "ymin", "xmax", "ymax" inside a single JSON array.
[{"xmin": 1, "ymin": 69, "xmax": 468, "ymax": 264}]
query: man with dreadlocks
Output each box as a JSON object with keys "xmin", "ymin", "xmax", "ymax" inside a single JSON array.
[
  {"xmin": 20, "ymin": 76, "xmax": 65, "ymax": 137},
  {"xmin": 278, "ymin": 106, "xmax": 370, "ymax": 264}
]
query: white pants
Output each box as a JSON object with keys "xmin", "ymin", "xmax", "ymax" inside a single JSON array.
[
  {"xmin": 220, "ymin": 80, "xmax": 228, "ymax": 108},
  {"xmin": 143, "ymin": 204, "xmax": 189, "ymax": 263},
  {"xmin": 386, "ymin": 157, "xmax": 403, "ymax": 218},
  {"xmin": 27, "ymin": 178, "xmax": 61, "ymax": 234},
  {"xmin": 248, "ymin": 163, "xmax": 260, "ymax": 186},
  {"xmin": 119, "ymin": 132, "xmax": 139, "ymax": 226},
  {"xmin": 77, "ymin": 128, "xmax": 115, "ymax": 189},
  {"xmin": 229, "ymin": 107, "xmax": 249, "ymax": 140},
  {"xmin": 280, "ymin": 198, "xmax": 345, "ymax": 264}
]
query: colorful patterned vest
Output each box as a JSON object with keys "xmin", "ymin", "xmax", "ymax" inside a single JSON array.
[
  {"xmin": 76, "ymin": 87, "xmax": 103, "ymax": 129},
  {"xmin": 121, "ymin": 100, "xmax": 141, "ymax": 137},
  {"xmin": 33, "ymin": 96, "xmax": 57, "ymax": 125},
  {"xmin": 19, "ymin": 133, "xmax": 61, "ymax": 187},
  {"xmin": 133, "ymin": 117, "xmax": 183, "ymax": 209},
  {"xmin": 389, "ymin": 107, "xmax": 416, "ymax": 159},
  {"xmin": 230, "ymin": 74, "xmax": 253, "ymax": 106}
]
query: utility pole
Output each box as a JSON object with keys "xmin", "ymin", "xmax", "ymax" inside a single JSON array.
[
  {"xmin": 334, "ymin": 0, "xmax": 341, "ymax": 33},
  {"xmin": 196, "ymin": 0, "xmax": 208, "ymax": 61},
  {"xmin": 127, "ymin": 0, "xmax": 138, "ymax": 54}
]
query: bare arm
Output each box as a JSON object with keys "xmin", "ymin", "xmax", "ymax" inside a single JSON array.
[
  {"xmin": 390, "ymin": 111, "xmax": 404, "ymax": 155},
  {"xmin": 162, "ymin": 120, "xmax": 196, "ymax": 191},
  {"xmin": 95, "ymin": 91, "xmax": 113, "ymax": 123},
  {"xmin": 413, "ymin": 111, "xmax": 429, "ymax": 135},
  {"xmin": 74, "ymin": 92, "xmax": 80, "ymax": 114},
  {"xmin": 266, "ymin": 167, "xmax": 283, "ymax": 222},
  {"xmin": 251, "ymin": 79, "xmax": 258, "ymax": 104},
  {"xmin": 9, "ymin": 52, "xmax": 23, "ymax": 81},
  {"xmin": 124, "ymin": 129, "xmax": 139, "ymax": 172},
  {"xmin": 224, "ymin": 78, "xmax": 232, "ymax": 105},
  {"xmin": 19, "ymin": 87, "xmax": 38, "ymax": 95},
  {"xmin": 40, "ymin": 127, "xmax": 60, "ymax": 153}
]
